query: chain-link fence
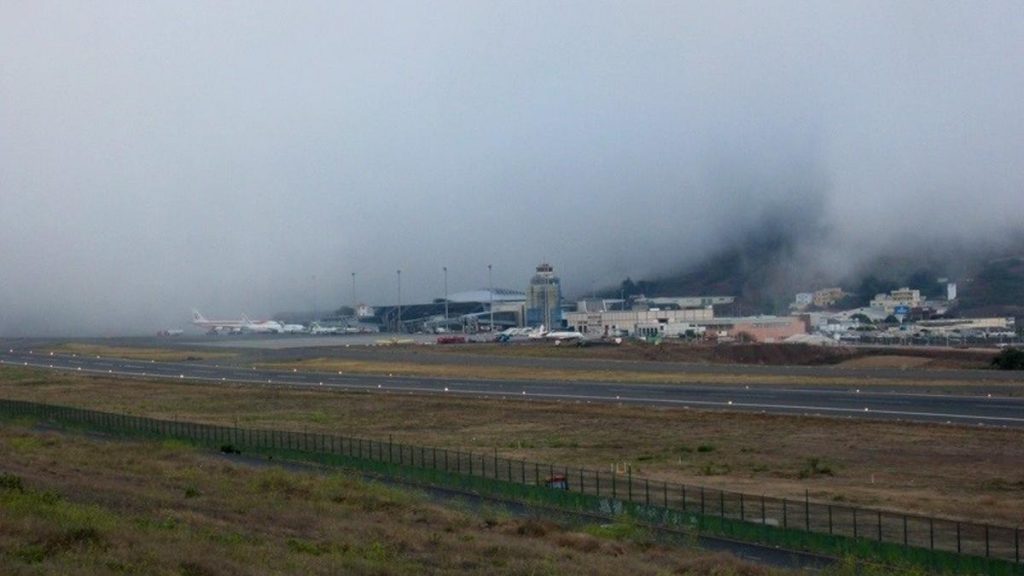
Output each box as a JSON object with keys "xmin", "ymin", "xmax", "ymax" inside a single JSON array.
[{"xmin": 1, "ymin": 398, "xmax": 1020, "ymax": 575}]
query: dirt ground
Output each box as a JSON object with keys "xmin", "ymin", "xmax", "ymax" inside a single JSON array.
[
  {"xmin": 2, "ymin": 366, "xmax": 1022, "ymax": 529},
  {"xmin": 432, "ymin": 341, "xmax": 997, "ymax": 370}
]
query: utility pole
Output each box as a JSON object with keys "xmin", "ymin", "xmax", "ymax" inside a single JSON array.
[
  {"xmin": 396, "ymin": 269, "xmax": 402, "ymax": 333},
  {"xmin": 488, "ymin": 264, "xmax": 494, "ymax": 332},
  {"xmin": 443, "ymin": 266, "xmax": 449, "ymax": 329},
  {"xmin": 351, "ymin": 272, "xmax": 356, "ymax": 318}
]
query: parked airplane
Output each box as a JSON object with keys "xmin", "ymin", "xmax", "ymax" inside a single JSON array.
[
  {"xmin": 545, "ymin": 329, "xmax": 585, "ymax": 342},
  {"xmin": 281, "ymin": 323, "xmax": 306, "ymax": 334},
  {"xmin": 240, "ymin": 315, "xmax": 284, "ymax": 334},
  {"xmin": 191, "ymin": 310, "xmax": 246, "ymax": 334},
  {"xmin": 526, "ymin": 325, "xmax": 548, "ymax": 340},
  {"xmin": 310, "ymin": 322, "xmax": 339, "ymax": 335}
]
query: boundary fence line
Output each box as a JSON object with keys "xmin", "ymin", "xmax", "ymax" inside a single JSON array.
[{"xmin": 1, "ymin": 398, "xmax": 1021, "ymax": 575}]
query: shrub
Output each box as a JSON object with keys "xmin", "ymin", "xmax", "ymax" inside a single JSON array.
[
  {"xmin": 991, "ymin": 348, "xmax": 1024, "ymax": 370},
  {"xmin": 798, "ymin": 457, "xmax": 835, "ymax": 479},
  {"xmin": 0, "ymin": 472, "xmax": 25, "ymax": 492}
]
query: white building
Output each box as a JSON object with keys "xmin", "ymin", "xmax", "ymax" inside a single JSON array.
[
  {"xmin": 869, "ymin": 287, "xmax": 922, "ymax": 313},
  {"xmin": 791, "ymin": 292, "xmax": 814, "ymax": 310},
  {"xmin": 565, "ymin": 307, "xmax": 714, "ymax": 338}
]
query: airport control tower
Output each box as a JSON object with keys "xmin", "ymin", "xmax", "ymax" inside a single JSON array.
[{"xmin": 526, "ymin": 262, "xmax": 561, "ymax": 328}]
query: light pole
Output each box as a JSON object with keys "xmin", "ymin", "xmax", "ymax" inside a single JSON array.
[
  {"xmin": 396, "ymin": 269, "xmax": 402, "ymax": 333},
  {"xmin": 351, "ymin": 272, "xmax": 356, "ymax": 318},
  {"xmin": 443, "ymin": 266, "xmax": 449, "ymax": 329},
  {"xmin": 311, "ymin": 274, "xmax": 317, "ymax": 321},
  {"xmin": 488, "ymin": 264, "xmax": 494, "ymax": 332}
]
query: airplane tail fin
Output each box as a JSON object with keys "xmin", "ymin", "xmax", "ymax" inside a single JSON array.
[
  {"xmin": 241, "ymin": 314, "xmax": 252, "ymax": 324},
  {"xmin": 192, "ymin": 309, "xmax": 206, "ymax": 322}
]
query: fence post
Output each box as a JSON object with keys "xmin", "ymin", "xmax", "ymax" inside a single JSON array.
[
  {"xmin": 612, "ymin": 469, "xmax": 616, "ymax": 499},
  {"xmin": 1015, "ymin": 526, "xmax": 1019, "ymax": 564},
  {"xmin": 595, "ymin": 469, "xmax": 600, "ymax": 497},
  {"xmin": 580, "ymin": 469, "xmax": 584, "ymax": 495},
  {"xmin": 957, "ymin": 522, "xmax": 961, "ymax": 553},
  {"xmin": 700, "ymin": 486, "xmax": 705, "ymax": 516},
  {"xmin": 645, "ymin": 479, "xmax": 650, "ymax": 506},
  {"xmin": 783, "ymin": 499, "xmax": 788, "ymax": 529},
  {"xmin": 740, "ymin": 493, "xmax": 744, "ymax": 521},
  {"xmin": 877, "ymin": 511, "xmax": 882, "ymax": 542},
  {"xmin": 903, "ymin": 515, "xmax": 908, "ymax": 547},
  {"xmin": 663, "ymin": 481, "xmax": 668, "ymax": 509},
  {"xmin": 761, "ymin": 495, "xmax": 766, "ymax": 526},
  {"xmin": 985, "ymin": 525, "xmax": 990, "ymax": 558},
  {"xmin": 929, "ymin": 518, "xmax": 934, "ymax": 551},
  {"xmin": 720, "ymin": 491, "xmax": 725, "ymax": 528},
  {"xmin": 828, "ymin": 505, "xmax": 833, "ymax": 534},
  {"xmin": 852, "ymin": 508, "xmax": 857, "ymax": 539},
  {"xmin": 806, "ymin": 490, "xmax": 811, "ymax": 532},
  {"xmin": 682, "ymin": 485, "xmax": 686, "ymax": 513},
  {"xmin": 628, "ymin": 466, "xmax": 632, "ymax": 502}
]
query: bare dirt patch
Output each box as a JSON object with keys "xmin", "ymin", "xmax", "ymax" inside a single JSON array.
[
  {"xmin": 433, "ymin": 341, "xmax": 996, "ymax": 370},
  {"xmin": 836, "ymin": 356, "xmax": 934, "ymax": 370}
]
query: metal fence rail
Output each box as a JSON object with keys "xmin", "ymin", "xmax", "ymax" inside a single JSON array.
[{"xmin": 1, "ymin": 398, "xmax": 1020, "ymax": 574}]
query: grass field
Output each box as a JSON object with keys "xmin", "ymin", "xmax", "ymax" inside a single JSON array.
[
  {"xmin": 2, "ymin": 366, "xmax": 1022, "ymax": 530},
  {"xmin": 257, "ymin": 357, "xmax": 965, "ymax": 389},
  {"xmin": 45, "ymin": 343, "xmax": 236, "ymax": 363},
  {"xmin": 2, "ymin": 423, "xmax": 798, "ymax": 575}
]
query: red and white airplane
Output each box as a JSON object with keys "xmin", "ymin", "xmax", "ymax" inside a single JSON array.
[{"xmin": 192, "ymin": 309, "xmax": 246, "ymax": 334}]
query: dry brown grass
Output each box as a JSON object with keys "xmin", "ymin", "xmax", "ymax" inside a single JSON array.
[
  {"xmin": 46, "ymin": 343, "xmax": 235, "ymax": 362},
  {"xmin": 258, "ymin": 357, "xmax": 955, "ymax": 388},
  {"xmin": 0, "ymin": 424, "xmax": 786, "ymax": 575},
  {"xmin": 433, "ymin": 341, "xmax": 995, "ymax": 370},
  {"xmin": 2, "ymin": 365, "xmax": 1023, "ymax": 528}
]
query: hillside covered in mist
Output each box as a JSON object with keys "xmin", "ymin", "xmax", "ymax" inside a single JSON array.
[{"xmin": 609, "ymin": 223, "xmax": 1024, "ymax": 318}]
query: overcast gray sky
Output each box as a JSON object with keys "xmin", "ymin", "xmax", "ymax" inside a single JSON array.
[{"xmin": 2, "ymin": 1, "xmax": 1022, "ymax": 335}]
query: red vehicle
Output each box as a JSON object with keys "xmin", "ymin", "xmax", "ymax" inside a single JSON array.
[
  {"xmin": 436, "ymin": 335, "xmax": 467, "ymax": 345},
  {"xmin": 544, "ymin": 474, "xmax": 569, "ymax": 490}
]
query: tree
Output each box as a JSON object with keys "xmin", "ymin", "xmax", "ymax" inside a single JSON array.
[
  {"xmin": 850, "ymin": 313, "xmax": 872, "ymax": 325},
  {"xmin": 992, "ymin": 348, "xmax": 1024, "ymax": 370}
]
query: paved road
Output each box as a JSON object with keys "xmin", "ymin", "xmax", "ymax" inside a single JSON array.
[{"xmin": 3, "ymin": 346, "xmax": 1023, "ymax": 428}]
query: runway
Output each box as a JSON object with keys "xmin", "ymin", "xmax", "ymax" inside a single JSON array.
[{"xmin": 2, "ymin": 346, "xmax": 1023, "ymax": 428}]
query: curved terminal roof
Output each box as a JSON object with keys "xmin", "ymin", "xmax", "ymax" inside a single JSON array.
[{"xmin": 447, "ymin": 288, "xmax": 526, "ymax": 304}]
